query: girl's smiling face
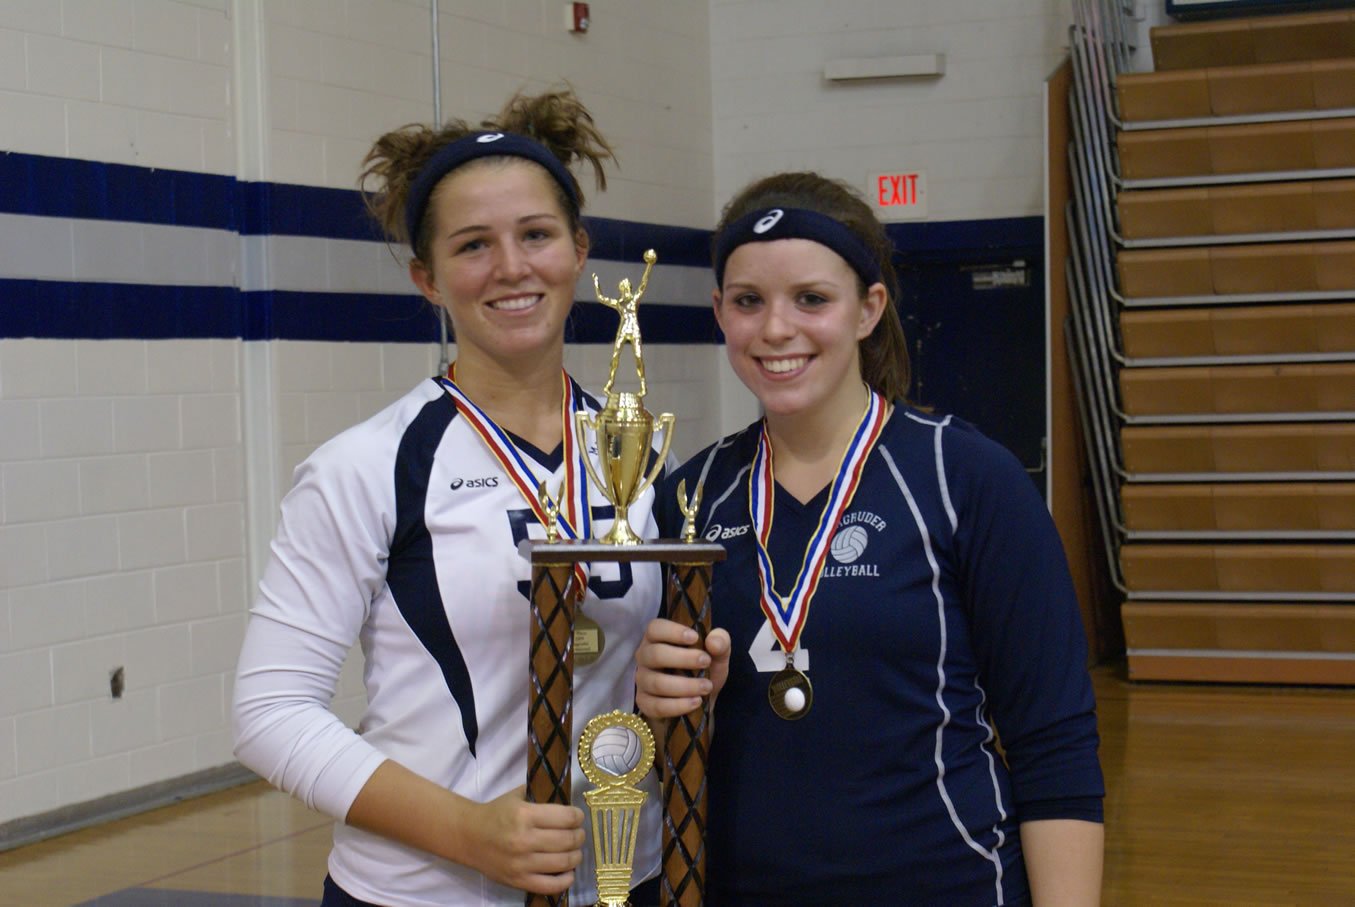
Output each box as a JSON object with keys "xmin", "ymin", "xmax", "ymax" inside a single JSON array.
[
  {"xmin": 715, "ymin": 238, "xmax": 885, "ymax": 422},
  {"xmin": 410, "ymin": 159, "xmax": 586, "ymax": 368}
]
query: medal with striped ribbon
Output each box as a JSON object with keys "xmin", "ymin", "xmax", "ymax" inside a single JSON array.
[
  {"xmin": 748, "ymin": 388, "xmax": 888, "ymax": 719},
  {"xmin": 438, "ymin": 368, "xmax": 601, "ymax": 657}
]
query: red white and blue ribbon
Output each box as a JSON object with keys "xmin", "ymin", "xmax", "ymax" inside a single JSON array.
[
  {"xmin": 748, "ymin": 388, "xmax": 887, "ymax": 655},
  {"xmin": 438, "ymin": 366, "xmax": 592, "ymax": 593}
]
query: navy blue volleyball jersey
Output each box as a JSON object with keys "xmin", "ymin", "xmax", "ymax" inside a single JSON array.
[{"xmin": 656, "ymin": 407, "xmax": 1103, "ymax": 906}]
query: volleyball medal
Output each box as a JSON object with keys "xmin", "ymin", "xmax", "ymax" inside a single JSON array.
[
  {"xmin": 768, "ymin": 662, "xmax": 814, "ymax": 720},
  {"xmin": 578, "ymin": 710, "xmax": 655, "ymax": 907},
  {"xmin": 748, "ymin": 389, "xmax": 887, "ymax": 720}
]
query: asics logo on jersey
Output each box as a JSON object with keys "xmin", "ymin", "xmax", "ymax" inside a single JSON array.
[
  {"xmin": 704, "ymin": 523, "xmax": 750, "ymax": 542},
  {"xmin": 449, "ymin": 476, "xmax": 500, "ymax": 490}
]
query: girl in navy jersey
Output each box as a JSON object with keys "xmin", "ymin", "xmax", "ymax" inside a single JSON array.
[
  {"xmin": 636, "ymin": 172, "xmax": 1104, "ymax": 905},
  {"xmin": 233, "ymin": 90, "xmax": 663, "ymax": 906}
]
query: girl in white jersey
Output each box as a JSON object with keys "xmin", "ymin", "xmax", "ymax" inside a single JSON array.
[
  {"xmin": 233, "ymin": 90, "xmax": 664, "ymax": 906},
  {"xmin": 635, "ymin": 172, "xmax": 1104, "ymax": 905}
]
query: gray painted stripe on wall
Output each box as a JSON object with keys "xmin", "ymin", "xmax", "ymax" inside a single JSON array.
[{"xmin": 0, "ymin": 214, "xmax": 237, "ymax": 286}]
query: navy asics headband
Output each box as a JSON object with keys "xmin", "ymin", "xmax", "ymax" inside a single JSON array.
[
  {"xmin": 713, "ymin": 207, "xmax": 883, "ymax": 289},
  {"xmin": 404, "ymin": 131, "xmax": 579, "ymax": 252}
]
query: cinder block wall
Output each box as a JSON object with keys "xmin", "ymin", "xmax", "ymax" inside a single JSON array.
[{"xmin": 0, "ymin": 0, "xmax": 1069, "ymax": 825}]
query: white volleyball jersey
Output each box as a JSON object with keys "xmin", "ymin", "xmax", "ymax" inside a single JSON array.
[{"xmin": 234, "ymin": 376, "xmax": 664, "ymax": 907}]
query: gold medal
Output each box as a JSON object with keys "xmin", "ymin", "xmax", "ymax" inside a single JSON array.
[
  {"xmin": 768, "ymin": 664, "xmax": 813, "ymax": 720},
  {"xmin": 574, "ymin": 612, "xmax": 605, "ymax": 666}
]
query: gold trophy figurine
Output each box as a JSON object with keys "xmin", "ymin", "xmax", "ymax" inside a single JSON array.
[
  {"xmin": 577, "ymin": 250, "xmax": 675, "ymax": 545},
  {"xmin": 676, "ymin": 480, "xmax": 703, "ymax": 543},
  {"xmin": 537, "ymin": 481, "xmax": 562, "ymax": 544},
  {"xmin": 594, "ymin": 249, "xmax": 656, "ymax": 398},
  {"xmin": 579, "ymin": 711, "xmax": 656, "ymax": 907}
]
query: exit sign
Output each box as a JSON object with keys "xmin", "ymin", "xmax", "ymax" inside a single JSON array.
[{"xmin": 871, "ymin": 171, "xmax": 927, "ymax": 220}]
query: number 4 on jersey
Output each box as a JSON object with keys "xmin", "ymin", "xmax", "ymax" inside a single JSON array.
[{"xmin": 749, "ymin": 619, "xmax": 809, "ymax": 673}]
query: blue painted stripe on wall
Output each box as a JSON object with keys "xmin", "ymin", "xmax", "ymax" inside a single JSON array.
[
  {"xmin": 0, "ymin": 278, "xmax": 717, "ymax": 343},
  {"xmin": 0, "ymin": 278, "xmax": 243, "ymax": 339},
  {"xmin": 887, "ymin": 216, "xmax": 1042, "ymax": 259},
  {"xmin": 247, "ymin": 290, "xmax": 439, "ymax": 342},
  {"xmin": 568, "ymin": 300, "xmax": 720, "ymax": 345},
  {"xmin": 581, "ymin": 216, "xmax": 710, "ymax": 269},
  {"xmin": 251, "ymin": 294, "xmax": 717, "ymax": 344},
  {"xmin": 0, "ymin": 152, "xmax": 238, "ymax": 231},
  {"xmin": 238, "ymin": 181, "xmax": 385, "ymax": 242}
]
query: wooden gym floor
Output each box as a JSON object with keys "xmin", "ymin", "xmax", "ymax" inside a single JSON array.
[{"xmin": 1, "ymin": 665, "xmax": 1353, "ymax": 906}]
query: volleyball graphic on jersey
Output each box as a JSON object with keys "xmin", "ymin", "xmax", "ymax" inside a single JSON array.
[
  {"xmin": 830, "ymin": 525, "xmax": 869, "ymax": 564},
  {"xmin": 591, "ymin": 725, "xmax": 642, "ymax": 776}
]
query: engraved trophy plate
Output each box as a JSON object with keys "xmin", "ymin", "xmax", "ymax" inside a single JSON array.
[{"xmin": 574, "ymin": 614, "xmax": 605, "ymax": 667}]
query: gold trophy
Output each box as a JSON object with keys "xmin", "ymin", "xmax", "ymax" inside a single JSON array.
[
  {"xmin": 576, "ymin": 250, "xmax": 675, "ymax": 545},
  {"xmin": 526, "ymin": 251, "xmax": 722, "ymax": 907},
  {"xmin": 579, "ymin": 711, "xmax": 656, "ymax": 907}
]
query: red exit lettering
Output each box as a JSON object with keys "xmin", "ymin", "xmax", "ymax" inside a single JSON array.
[{"xmin": 877, "ymin": 173, "xmax": 920, "ymax": 207}]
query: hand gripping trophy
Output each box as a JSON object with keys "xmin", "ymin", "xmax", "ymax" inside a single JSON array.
[{"xmin": 524, "ymin": 251, "xmax": 723, "ymax": 907}]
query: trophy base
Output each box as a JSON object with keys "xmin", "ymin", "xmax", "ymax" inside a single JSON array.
[{"xmin": 599, "ymin": 523, "xmax": 645, "ymax": 546}]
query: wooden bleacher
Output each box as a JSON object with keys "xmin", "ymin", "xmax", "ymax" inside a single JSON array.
[{"xmin": 1066, "ymin": 3, "xmax": 1355, "ymax": 683}]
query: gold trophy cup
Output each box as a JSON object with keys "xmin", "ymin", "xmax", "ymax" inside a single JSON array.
[{"xmin": 576, "ymin": 394, "xmax": 674, "ymax": 545}]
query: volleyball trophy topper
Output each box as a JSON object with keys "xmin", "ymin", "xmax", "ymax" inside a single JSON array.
[
  {"xmin": 575, "ymin": 249, "xmax": 675, "ymax": 545},
  {"xmin": 526, "ymin": 249, "xmax": 722, "ymax": 907},
  {"xmin": 579, "ymin": 711, "xmax": 656, "ymax": 907}
]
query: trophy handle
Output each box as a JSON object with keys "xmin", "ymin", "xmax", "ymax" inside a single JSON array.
[
  {"xmin": 574, "ymin": 410, "xmax": 609, "ymax": 510},
  {"xmin": 634, "ymin": 412, "xmax": 676, "ymax": 502}
]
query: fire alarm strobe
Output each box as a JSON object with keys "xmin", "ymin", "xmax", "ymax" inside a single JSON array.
[{"xmin": 567, "ymin": 2, "xmax": 590, "ymax": 33}]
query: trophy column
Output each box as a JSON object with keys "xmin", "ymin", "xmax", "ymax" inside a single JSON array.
[
  {"xmin": 660, "ymin": 558, "xmax": 716, "ymax": 907},
  {"xmin": 526, "ymin": 558, "xmax": 579, "ymax": 907},
  {"xmin": 526, "ymin": 558, "xmax": 578, "ymax": 804},
  {"xmin": 526, "ymin": 541, "xmax": 723, "ymax": 907}
]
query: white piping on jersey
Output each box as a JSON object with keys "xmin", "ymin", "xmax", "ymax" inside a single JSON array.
[
  {"xmin": 974, "ymin": 683, "xmax": 1009, "ymax": 853},
  {"xmin": 917, "ymin": 412, "xmax": 1006, "ymax": 852},
  {"xmin": 881, "ymin": 445, "xmax": 1007, "ymax": 906},
  {"xmin": 903, "ymin": 411, "xmax": 958, "ymax": 531},
  {"xmin": 696, "ymin": 435, "xmax": 748, "ymax": 538}
]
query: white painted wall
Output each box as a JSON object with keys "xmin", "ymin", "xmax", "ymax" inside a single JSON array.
[
  {"xmin": 1, "ymin": 0, "xmax": 1075, "ymax": 826},
  {"xmin": 710, "ymin": 0, "xmax": 1073, "ymax": 223},
  {"xmin": 0, "ymin": 0, "xmax": 718, "ymax": 826}
]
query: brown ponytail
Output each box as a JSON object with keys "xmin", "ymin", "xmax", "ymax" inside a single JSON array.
[{"xmin": 360, "ymin": 87, "xmax": 616, "ymax": 264}]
